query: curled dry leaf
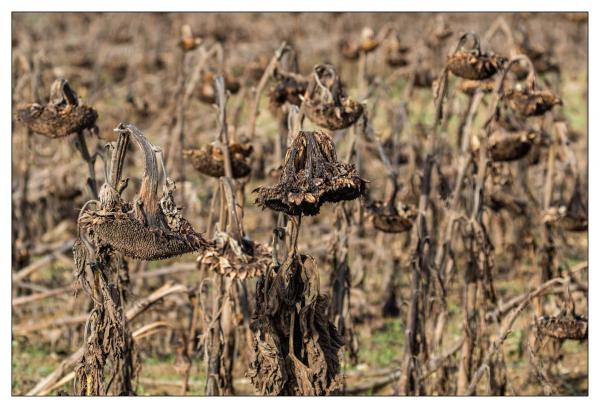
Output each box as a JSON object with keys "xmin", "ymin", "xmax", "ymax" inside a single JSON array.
[
  {"xmin": 247, "ymin": 254, "xmax": 344, "ymax": 395},
  {"xmin": 304, "ymin": 64, "xmax": 363, "ymax": 130},
  {"xmin": 184, "ymin": 142, "xmax": 253, "ymax": 178},
  {"xmin": 254, "ymin": 130, "xmax": 366, "ymax": 216},
  {"xmin": 16, "ymin": 79, "xmax": 98, "ymax": 138},
  {"xmin": 78, "ymin": 123, "xmax": 212, "ymax": 260}
]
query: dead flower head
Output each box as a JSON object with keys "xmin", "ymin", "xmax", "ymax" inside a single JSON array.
[
  {"xmin": 268, "ymin": 69, "xmax": 308, "ymax": 115},
  {"xmin": 385, "ymin": 32, "xmax": 410, "ymax": 68},
  {"xmin": 339, "ymin": 27, "xmax": 380, "ymax": 60},
  {"xmin": 254, "ymin": 130, "xmax": 366, "ymax": 216},
  {"xmin": 500, "ymin": 55, "xmax": 562, "ymax": 118},
  {"xmin": 543, "ymin": 179, "xmax": 587, "ymax": 232},
  {"xmin": 367, "ymin": 200, "xmax": 417, "ymax": 234},
  {"xmin": 304, "ymin": 64, "xmax": 364, "ymax": 130},
  {"xmin": 446, "ymin": 32, "xmax": 507, "ymax": 80},
  {"xmin": 78, "ymin": 123, "xmax": 212, "ymax": 260},
  {"xmin": 16, "ymin": 79, "xmax": 98, "ymax": 138},
  {"xmin": 184, "ymin": 142, "xmax": 253, "ymax": 179},
  {"xmin": 197, "ymin": 71, "xmax": 240, "ymax": 105},
  {"xmin": 178, "ymin": 24, "xmax": 202, "ymax": 52},
  {"xmin": 481, "ymin": 126, "xmax": 539, "ymax": 162}
]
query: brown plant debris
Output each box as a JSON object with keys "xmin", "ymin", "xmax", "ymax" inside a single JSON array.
[
  {"xmin": 16, "ymin": 79, "xmax": 98, "ymax": 138},
  {"xmin": 247, "ymin": 254, "xmax": 344, "ymax": 395},
  {"xmin": 78, "ymin": 123, "xmax": 212, "ymax": 260},
  {"xmin": 254, "ymin": 130, "xmax": 366, "ymax": 216},
  {"xmin": 184, "ymin": 142, "xmax": 253, "ymax": 179},
  {"xmin": 304, "ymin": 64, "xmax": 363, "ymax": 130},
  {"xmin": 198, "ymin": 231, "xmax": 272, "ymax": 279}
]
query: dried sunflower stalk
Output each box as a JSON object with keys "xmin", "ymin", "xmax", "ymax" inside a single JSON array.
[
  {"xmin": 184, "ymin": 142, "xmax": 253, "ymax": 179},
  {"xmin": 304, "ymin": 64, "xmax": 363, "ymax": 130},
  {"xmin": 16, "ymin": 79, "xmax": 98, "ymax": 138},
  {"xmin": 247, "ymin": 254, "xmax": 344, "ymax": 395},
  {"xmin": 254, "ymin": 130, "xmax": 366, "ymax": 216},
  {"xmin": 78, "ymin": 123, "xmax": 212, "ymax": 260}
]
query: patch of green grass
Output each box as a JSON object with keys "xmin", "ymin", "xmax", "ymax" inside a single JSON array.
[
  {"xmin": 359, "ymin": 319, "xmax": 405, "ymax": 368},
  {"xmin": 12, "ymin": 339, "xmax": 60, "ymax": 395}
]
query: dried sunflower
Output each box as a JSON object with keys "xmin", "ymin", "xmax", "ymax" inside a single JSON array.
[
  {"xmin": 536, "ymin": 313, "xmax": 587, "ymax": 341},
  {"xmin": 367, "ymin": 199, "xmax": 417, "ymax": 233},
  {"xmin": 268, "ymin": 69, "xmax": 308, "ymax": 115},
  {"xmin": 339, "ymin": 27, "xmax": 380, "ymax": 61},
  {"xmin": 79, "ymin": 123, "xmax": 212, "ymax": 260},
  {"xmin": 484, "ymin": 126, "xmax": 539, "ymax": 162},
  {"xmin": 446, "ymin": 32, "xmax": 507, "ymax": 80},
  {"xmin": 178, "ymin": 24, "xmax": 202, "ymax": 52},
  {"xmin": 543, "ymin": 179, "xmax": 587, "ymax": 232},
  {"xmin": 184, "ymin": 142, "xmax": 253, "ymax": 179},
  {"xmin": 16, "ymin": 79, "xmax": 98, "ymax": 139},
  {"xmin": 304, "ymin": 64, "xmax": 363, "ymax": 130},
  {"xmin": 254, "ymin": 130, "xmax": 365, "ymax": 216},
  {"xmin": 499, "ymin": 55, "xmax": 562, "ymax": 118},
  {"xmin": 197, "ymin": 71, "xmax": 241, "ymax": 105},
  {"xmin": 502, "ymin": 88, "xmax": 562, "ymax": 117},
  {"xmin": 385, "ymin": 33, "xmax": 410, "ymax": 68}
]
